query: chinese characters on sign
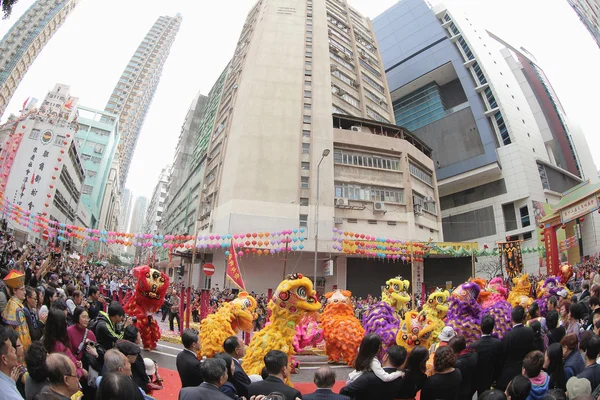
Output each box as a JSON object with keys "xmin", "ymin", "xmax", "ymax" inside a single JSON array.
[
  {"xmin": 414, "ymin": 262, "xmax": 423, "ymax": 296},
  {"xmin": 560, "ymin": 196, "xmax": 599, "ymax": 224},
  {"xmin": 501, "ymin": 241, "xmax": 523, "ymax": 279}
]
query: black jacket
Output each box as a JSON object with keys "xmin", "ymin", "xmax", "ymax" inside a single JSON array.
[
  {"xmin": 340, "ymin": 367, "xmax": 404, "ymax": 400},
  {"xmin": 24, "ymin": 305, "xmax": 44, "ymax": 341},
  {"xmin": 176, "ymin": 349, "xmax": 203, "ymax": 388},
  {"xmin": 547, "ymin": 326, "xmax": 566, "ymax": 345},
  {"xmin": 395, "ymin": 369, "xmax": 426, "ymax": 399},
  {"xmin": 578, "ymin": 363, "xmax": 600, "ymax": 390},
  {"xmin": 455, "ymin": 350, "xmax": 478, "ymax": 400},
  {"xmin": 304, "ymin": 388, "xmax": 350, "ymax": 400},
  {"xmin": 231, "ymin": 358, "xmax": 251, "ymax": 398},
  {"xmin": 471, "ymin": 335, "xmax": 503, "ymax": 394},
  {"xmin": 94, "ymin": 311, "xmax": 123, "ymax": 351},
  {"xmin": 179, "ymin": 382, "xmax": 232, "ymax": 400},
  {"xmin": 248, "ymin": 376, "xmax": 303, "ymax": 400},
  {"xmin": 497, "ymin": 324, "xmax": 535, "ymax": 390}
]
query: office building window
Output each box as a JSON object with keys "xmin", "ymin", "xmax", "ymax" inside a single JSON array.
[
  {"xmin": 502, "ymin": 203, "xmax": 518, "ymax": 231},
  {"xmin": 304, "ymin": 90, "xmax": 312, "ymax": 98},
  {"xmin": 332, "ymin": 105, "xmax": 348, "ymax": 115},
  {"xmin": 334, "ymin": 149, "xmax": 400, "ymax": 171},
  {"xmin": 413, "ymin": 192, "xmax": 436, "ymax": 214},
  {"xmin": 520, "ymin": 206, "xmax": 530, "ymax": 227},
  {"xmin": 301, "ymin": 177, "xmax": 309, "ymax": 189},
  {"xmin": 82, "ymin": 185, "xmax": 93, "ymax": 194},
  {"xmin": 334, "ymin": 182, "xmax": 403, "ymax": 203},
  {"xmin": 494, "ymin": 111, "xmax": 511, "ymax": 145},
  {"xmin": 300, "ymin": 197, "xmax": 309, "ymax": 206},
  {"xmin": 362, "ymin": 73, "xmax": 384, "ymax": 93},
  {"xmin": 29, "ymin": 129, "xmax": 40, "ymax": 139},
  {"xmin": 299, "ymin": 214, "xmax": 308, "ymax": 228},
  {"xmin": 302, "ymin": 129, "xmax": 311, "ymax": 137},
  {"xmin": 54, "ymin": 135, "xmax": 66, "ymax": 146},
  {"xmin": 484, "ymin": 87, "xmax": 498, "ymax": 109},
  {"xmin": 409, "ymin": 162, "xmax": 433, "ymax": 186},
  {"xmin": 332, "ymin": 69, "xmax": 353, "ymax": 86},
  {"xmin": 472, "ymin": 62, "xmax": 487, "ymax": 85},
  {"xmin": 538, "ymin": 164, "xmax": 550, "ymax": 190},
  {"xmin": 302, "ymin": 143, "xmax": 310, "ymax": 154},
  {"xmin": 304, "ymin": 103, "xmax": 311, "ymax": 111},
  {"xmin": 301, "ymin": 162, "xmax": 310, "ymax": 170},
  {"xmin": 366, "ymin": 107, "xmax": 388, "ymax": 123},
  {"xmin": 303, "ymin": 115, "xmax": 311, "ymax": 124}
]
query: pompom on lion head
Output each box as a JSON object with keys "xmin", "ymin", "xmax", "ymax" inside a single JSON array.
[
  {"xmin": 425, "ymin": 288, "xmax": 450, "ymax": 319},
  {"xmin": 324, "ymin": 289, "xmax": 352, "ymax": 305},
  {"xmin": 271, "ymin": 273, "xmax": 321, "ymax": 321},
  {"xmin": 132, "ymin": 265, "xmax": 169, "ymax": 307},
  {"xmin": 396, "ymin": 311, "xmax": 437, "ymax": 350}
]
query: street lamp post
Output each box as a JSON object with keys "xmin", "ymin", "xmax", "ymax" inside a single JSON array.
[{"xmin": 313, "ymin": 149, "xmax": 330, "ymax": 290}]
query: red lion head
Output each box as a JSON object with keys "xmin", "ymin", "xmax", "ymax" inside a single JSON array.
[{"xmin": 132, "ymin": 265, "xmax": 170, "ymax": 309}]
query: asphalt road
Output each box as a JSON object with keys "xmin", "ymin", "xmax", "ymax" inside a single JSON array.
[{"xmin": 143, "ymin": 341, "xmax": 353, "ymax": 383}]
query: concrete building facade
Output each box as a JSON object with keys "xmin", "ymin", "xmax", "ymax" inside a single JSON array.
[
  {"xmin": 373, "ymin": 0, "xmax": 596, "ymax": 273},
  {"xmin": 0, "ymin": 0, "xmax": 79, "ymax": 119},
  {"xmin": 129, "ymin": 196, "xmax": 148, "ymax": 234},
  {"xmin": 568, "ymin": 0, "xmax": 600, "ymax": 48},
  {"xmin": 143, "ymin": 165, "xmax": 169, "ymax": 235},
  {"xmin": 119, "ymin": 188, "xmax": 133, "ymax": 232},
  {"xmin": 104, "ymin": 14, "xmax": 182, "ymax": 188},
  {"xmin": 181, "ymin": 0, "xmax": 442, "ymax": 294}
]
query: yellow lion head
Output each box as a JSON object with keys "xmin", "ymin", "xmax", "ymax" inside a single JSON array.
[
  {"xmin": 425, "ymin": 288, "xmax": 450, "ymax": 319},
  {"xmin": 396, "ymin": 311, "xmax": 438, "ymax": 350},
  {"xmin": 271, "ymin": 273, "xmax": 321, "ymax": 321},
  {"xmin": 230, "ymin": 291, "xmax": 258, "ymax": 332},
  {"xmin": 382, "ymin": 276, "xmax": 411, "ymax": 311}
]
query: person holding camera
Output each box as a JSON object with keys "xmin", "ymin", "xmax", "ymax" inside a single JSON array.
[
  {"xmin": 95, "ymin": 301, "xmax": 133, "ymax": 351},
  {"xmin": 68, "ymin": 306, "xmax": 102, "ymax": 397},
  {"xmin": 87, "ymin": 286, "xmax": 106, "ymax": 320}
]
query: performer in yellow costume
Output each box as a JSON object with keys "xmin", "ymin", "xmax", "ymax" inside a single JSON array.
[{"xmin": 1, "ymin": 270, "xmax": 31, "ymax": 362}]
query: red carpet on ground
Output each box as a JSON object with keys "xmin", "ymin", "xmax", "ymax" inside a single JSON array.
[{"xmin": 152, "ymin": 367, "xmax": 347, "ymax": 399}]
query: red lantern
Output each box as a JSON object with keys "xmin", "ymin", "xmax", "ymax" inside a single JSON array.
[
  {"xmin": 245, "ymin": 241, "xmax": 251, "ymax": 246},
  {"xmin": 57, "ymin": 158, "xmax": 62, "ymax": 162},
  {"xmin": 46, "ymin": 194, "xmax": 51, "ymax": 198},
  {"xmin": 562, "ymin": 225, "xmax": 566, "ymax": 230},
  {"xmin": 579, "ymin": 217, "xmax": 585, "ymax": 222}
]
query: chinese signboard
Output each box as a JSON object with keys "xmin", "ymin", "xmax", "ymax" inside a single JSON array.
[
  {"xmin": 501, "ymin": 240, "xmax": 523, "ymax": 279},
  {"xmin": 560, "ymin": 195, "xmax": 599, "ymax": 224}
]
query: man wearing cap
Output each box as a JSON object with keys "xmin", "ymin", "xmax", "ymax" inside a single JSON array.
[
  {"xmin": 116, "ymin": 339, "xmax": 149, "ymax": 392},
  {"xmin": 1, "ymin": 270, "xmax": 31, "ymax": 359},
  {"xmin": 425, "ymin": 326, "xmax": 456, "ymax": 376}
]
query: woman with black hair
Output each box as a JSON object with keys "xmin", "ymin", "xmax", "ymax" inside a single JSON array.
[
  {"xmin": 544, "ymin": 343, "xmax": 566, "ymax": 391},
  {"xmin": 546, "ymin": 310, "xmax": 565, "ymax": 346},
  {"xmin": 530, "ymin": 320, "xmax": 547, "ymax": 353},
  {"xmin": 38, "ymin": 286, "xmax": 56, "ymax": 318},
  {"xmin": 214, "ymin": 352, "xmax": 239, "ymax": 399},
  {"xmin": 566, "ymin": 302, "xmax": 586, "ymax": 339},
  {"xmin": 396, "ymin": 345, "xmax": 428, "ymax": 400},
  {"xmin": 42, "ymin": 309, "xmax": 83, "ymax": 379},
  {"xmin": 421, "ymin": 346, "xmax": 462, "ymax": 400},
  {"xmin": 24, "ymin": 341, "xmax": 49, "ymax": 400},
  {"xmin": 505, "ymin": 375, "xmax": 532, "ymax": 400}
]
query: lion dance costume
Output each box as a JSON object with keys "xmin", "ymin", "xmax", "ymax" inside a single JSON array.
[
  {"xmin": 478, "ymin": 277, "xmax": 512, "ymax": 339},
  {"xmin": 293, "ymin": 315, "xmax": 323, "ymax": 353},
  {"xmin": 445, "ymin": 281, "xmax": 481, "ymax": 345},
  {"xmin": 363, "ymin": 276, "xmax": 410, "ymax": 352},
  {"xmin": 124, "ymin": 266, "xmax": 170, "ymax": 351},
  {"xmin": 507, "ymin": 274, "xmax": 534, "ymax": 309},
  {"xmin": 242, "ymin": 273, "xmax": 321, "ymax": 385},
  {"xmin": 397, "ymin": 311, "xmax": 437, "ymax": 351},
  {"xmin": 421, "ymin": 288, "xmax": 449, "ymax": 342},
  {"xmin": 199, "ymin": 291, "xmax": 258, "ymax": 358},
  {"xmin": 321, "ymin": 290, "xmax": 364, "ymax": 366}
]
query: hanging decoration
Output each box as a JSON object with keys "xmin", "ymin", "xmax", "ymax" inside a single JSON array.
[{"xmin": 500, "ymin": 240, "xmax": 524, "ymax": 279}]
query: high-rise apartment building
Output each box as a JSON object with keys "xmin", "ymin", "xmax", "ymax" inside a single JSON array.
[
  {"xmin": 119, "ymin": 188, "xmax": 133, "ymax": 232},
  {"xmin": 75, "ymin": 105, "xmax": 120, "ymax": 229},
  {"xmin": 373, "ymin": 0, "xmax": 598, "ymax": 273},
  {"xmin": 143, "ymin": 165, "xmax": 170, "ymax": 235},
  {"xmin": 186, "ymin": 0, "xmax": 442, "ymax": 295},
  {"xmin": 129, "ymin": 196, "xmax": 148, "ymax": 234},
  {"xmin": 104, "ymin": 14, "xmax": 182, "ymax": 188},
  {"xmin": 0, "ymin": 0, "xmax": 79, "ymax": 119},
  {"xmin": 568, "ymin": 0, "xmax": 600, "ymax": 48}
]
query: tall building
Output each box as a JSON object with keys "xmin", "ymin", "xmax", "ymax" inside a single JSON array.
[
  {"xmin": 185, "ymin": 0, "xmax": 442, "ymax": 294},
  {"xmin": 104, "ymin": 14, "xmax": 182, "ymax": 189},
  {"xmin": 568, "ymin": 0, "xmax": 600, "ymax": 48},
  {"xmin": 119, "ymin": 188, "xmax": 133, "ymax": 231},
  {"xmin": 75, "ymin": 105, "xmax": 120, "ymax": 229},
  {"xmin": 0, "ymin": 83, "xmax": 88, "ymax": 243},
  {"xmin": 373, "ymin": 0, "xmax": 597, "ymax": 273},
  {"xmin": 129, "ymin": 196, "xmax": 148, "ymax": 235},
  {"xmin": 0, "ymin": 0, "xmax": 79, "ymax": 119},
  {"xmin": 143, "ymin": 165, "xmax": 170, "ymax": 235}
]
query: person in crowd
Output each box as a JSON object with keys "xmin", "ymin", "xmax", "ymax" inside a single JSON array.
[
  {"xmin": 214, "ymin": 352, "xmax": 241, "ymax": 399},
  {"xmin": 585, "ymin": 297, "xmax": 599, "ymax": 329},
  {"xmin": 169, "ymin": 289, "xmax": 181, "ymax": 333},
  {"xmin": 0, "ymin": 326, "xmax": 23, "ymax": 400},
  {"xmin": 527, "ymin": 303, "xmax": 547, "ymax": 334},
  {"xmin": 96, "ymin": 372, "xmax": 144, "ymax": 400},
  {"xmin": 522, "ymin": 351, "xmax": 549, "ymax": 400},
  {"xmin": 347, "ymin": 333, "xmax": 403, "ymax": 384},
  {"xmin": 448, "ymin": 335, "xmax": 477, "ymax": 400},
  {"xmin": 6, "ymin": 328, "xmax": 26, "ymax": 397},
  {"xmin": 340, "ymin": 344, "xmax": 406, "ymax": 400},
  {"xmin": 498, "ymin": 306, "xmax": 536, "ymax": 391},
  {"xmin": 395, "ymin": 345, "xmax": 428, "ymax": 399},
  {"xmin": 578, "ymin": 282, "xmax": 591, "ymax": 307},
  {"xmin": 547, "ymin": 311, "xmax": 566, "ymax": 345},
  {"xmin": 42, "ymin": 309, "xmax": 83, "ymax": 379},
  {"xmin": 179, "ymin": 358, "xmax": 232, "ymax": 400},
  {"xmin": 24, "ymin": 341, "xmax": 49, "ymax": 400},
  {"xmin": 566, "ymin": 303, "xmax": 586, "ymax": 339},
  {"xmin": 160, "ymin": 292, "xmax": 171, "ymax": 323},
  {"xmin": 23, "ymin": 286, "xmax": 44, "ymax": 342},
  {"xmin": 472, "ymin": 315, "xmax": 503, "ymax": 394},
  {"xmin": 544, "ymin": 343, "xmax": 567, "ymax": 391},
  {"xmin": 430, "ymin": 326, "xmax": 455, "ymax": 354},
  {"xmin": 35, "ymin": 353, "xmax": 80, "ymax": 400},
  {"xmin": 546, "ymin": 388, "xmax": 567, "ymax": 400},
  {"xmin": 247, "ymin": 350, "xmax": 302, "ymax": 400},
  {"xmin": 559, "ymin": 300, "xmax": 572, "ymax": 328},
  {"xmin": 2, "ymin": 270, "xmax": 32, "ymax": 358},
  {"xmin": 116, "ymin": 338, "xmax": 146, "ymax": 392},
  {"xmin": 38, "ymin": 287, "xmax": 56, "ymax": 319},
  {"xmin": 223, "ymin": 335, "xmax": 251, "ymax": 398},
  {"xmin": 479, "ymin": 389, "xmax": 508, "ymax": 400},
  {"xmin": 579, "ymin": 331, "xmax": 593, "ymax": 364},
  {"xmin": 565, "ymin": 377, "xmax": 591, "ymax": 400},
  {"xmin": 531, "ymin": 320, "xmax": 548, "ymax": 353},
  {"xmin": 562, "ymin": 333, "xmax": 585, "ymax": 381},
  {"xmin": 303, "ymin": 366, "xmax": 349, "ymax": 400},
  {"xmin": 176, "ymin": 329, "xmax": 203, "ymax": 388},
  {"xmin": 67, "ymin": 306, "xmax": 100, "ymax": 374},
  {"xmin": 576, "ymin": 334, "xmax": 600, "ymax": 389},
  {"xmin": 421, "ymin": 346, "xmax": 462, "ymax": 400},
  {"xmin": 548, "ymin": 297, "xmax": 560, "ymax": 315},
  {"xmin": 121, "ymin": 325, "xmax": 151, "ymax": 390},
  {"xmin": 87, "ymin": 286, "xmax": 105, "ymax": 321},
  {"xmin": 95, "ymin": 301, "xmax": 132, "ymax": 351},
  {"xmin": 505, "ymin": 375, "xmax": 532, "ymax": 400}
]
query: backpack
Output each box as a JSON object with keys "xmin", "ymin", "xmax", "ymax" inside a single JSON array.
[{"xmin": 87, "ymin": 317, "xmax": 99, "ymax": 334}]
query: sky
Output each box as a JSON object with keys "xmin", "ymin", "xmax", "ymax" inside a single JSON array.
[{"xmin": 0, "ymin": 0, "xmax": 599, "ymax": 201}]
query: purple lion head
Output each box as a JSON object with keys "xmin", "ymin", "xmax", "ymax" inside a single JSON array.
[{"xmin": 451, "ymin": 281, "xmax": 481, "ymax": 303}]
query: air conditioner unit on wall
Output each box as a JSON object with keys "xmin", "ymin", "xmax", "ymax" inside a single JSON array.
[
  {"xmin": 423, "ymin": 196, "xmax": 436, "ymax": 204},
  {"xmin": 335, "ymin": 198, "xmax": 349, "ymax": 207},
  {"xmin": 334, "ymin": 216, "xmax": 343, "ymax": 224},
  {"xmin": 373, "ymin": 201, "xmax": 386, "ymax": 212},
  {"xmin": 351, "ymin": 126, "xmax": 362, "ymax": 132},
  {"xmin": 413, "ymin": 204, "xmax": 424, "ymax": 215}
]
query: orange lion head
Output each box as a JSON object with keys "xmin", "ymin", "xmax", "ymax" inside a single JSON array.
[{"xmin": 132, "ymin": 265, "xmax": 169, "ymax": 308}]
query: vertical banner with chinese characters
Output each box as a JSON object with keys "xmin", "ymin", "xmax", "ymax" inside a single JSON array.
[
  {"xmin": 226, "ymin": 240, "xmax": 246, "ymax": 290},
  {"xmin": 501, "ymin": 240, "xmax": 523, "ymax": 279},
  {"xmin": 413, "ymin": 261, "xmax": 424, "ymax": 296}
]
